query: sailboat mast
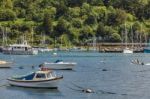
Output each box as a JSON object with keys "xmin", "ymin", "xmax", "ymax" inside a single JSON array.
[
  {"xmin": 31, "ymin": 27, "xmax": 34, "ymax": 46},
  {"xmin": 125, "ymin": 23, "xmax": 127, "ymax": 48},
  {"xmin": 3, "ymin": 27, "xmax": 8, "ymax": 46},
  {"xmin": 2, "ymin": 26, "xmax": 4, "ymax": 46},
  {"xmin": 5, "ymin": 27, "xmax": 7, "ymax": 45},
  {"xmin": 92, "ymin": 36, "xmax": 96, "ymax": 51},
  {"xmin": 140, "ymin": 24, "xmax": 142, "ymax": 47},
  {"xmin": 131, "ymin": 25, "xmax": 134, "ymax": 49}
]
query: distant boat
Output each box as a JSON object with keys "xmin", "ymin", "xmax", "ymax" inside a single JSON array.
[
  {"xmin": 69, "ymin": 47, "xmax": 85, "ymax": 52},
  {"xmin": 34, "ymin": 33, "xmax": 52, "ymax": 53},
  {"xmin": 52, "ymin": 52, "xmax": 58, "ymax": 56},
  {"xmin": 123, "ymin": 47, "xmax": 133, "ymax": 54},
  {"xmin": 123, "ymin": 24, "xmax": 133, "ymax": 54},
  {"xmin": 7, "ymin": 70, "xmax": 63, "ymax": 88},
  {"xmin": 2, "ymin": 40, "xmax": 38, "ymax": 55},
  {"xmin": 38, "ymin": 47, "xmax": 52, "ymax": 52},
  {"xmin": 33, "ymin": 46, "xmax": 52, "ymax": 53},
  {"xmin": 44, "ymin": 60, "xmax": 77, "ymax": 70},
  {"xmin": 0, "ymin": 60, "xmax": 12, "ymax": 68}
]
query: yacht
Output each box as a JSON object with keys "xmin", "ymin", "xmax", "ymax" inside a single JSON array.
[{"xmin": 2, "ymin": 40, "xmax": 38, "ymax": 55}]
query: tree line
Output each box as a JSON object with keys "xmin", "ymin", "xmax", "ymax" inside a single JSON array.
[{"xmin": 0, "ymin": 0, "xmax": 150, "ymax": 47}]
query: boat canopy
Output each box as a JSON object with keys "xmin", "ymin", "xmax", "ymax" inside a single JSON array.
[
  {"xmin": 12, "ymin": 70, "xmax": 53, "ymax": 80},
  {"xmin": 13, "ymin": 72, "xmax": 35, "ymax": 80}
]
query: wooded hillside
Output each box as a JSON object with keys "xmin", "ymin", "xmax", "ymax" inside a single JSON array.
[{"xmin": 0, "ymin": 0, "xmax": 150, "ymax": 47}]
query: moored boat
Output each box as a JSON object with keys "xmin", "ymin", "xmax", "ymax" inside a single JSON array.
[
  {"xmin": 123, "ymin": 47, "xmax": 133, "ymax": 54},
  {"xmin": 0, "ymin": 60, "xmax": 12, "ymax": 68},
  {"xmin": 2, "ymin": 40, "xmax": 38, "ymax": 55},
  {"xmin": 7, "ymin": 70, "xmax": 63, "ymax": 88},
  {"xmin": 44, "ymin": 60, "xmax": 77, "ymax": 70},
  {"xmin": 33, "ymin": 46, "xmax": 52, "ymax": 53}
]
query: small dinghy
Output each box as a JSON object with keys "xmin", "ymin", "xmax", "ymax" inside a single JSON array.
[
  {"xmin": 7, "ymin": 70, "xmax": 63, "ymax": 88},
  {"xmin": 44, "ymin": 60, "xmax": 77, "ymax": 70}
]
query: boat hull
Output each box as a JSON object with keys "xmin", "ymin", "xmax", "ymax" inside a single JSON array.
[
  {"xmin": 0, "ymin": 61, "xmax": 12, "ymax": 68},
  {"xmin": 44, "ymin": 62, "xmax": 76, "ymax": 70},
  {"xmin": 7, "ymin": 77, "xmax": 63, "ymax": 88},
  {"xmin": 2, "ymin": 50, "xmax": 38, "ymax": 55},
  {"xmin": 0, "ymin": 64, "xmax": 11, "ymax": 68},
  {"xmin": 123, "ymin": 49, "xmax": 133, "ymax": 53}
]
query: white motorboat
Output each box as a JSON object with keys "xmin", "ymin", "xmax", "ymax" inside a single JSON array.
[
  {"xmin": 33, "ymin": 47, "xmax": 52, "ymax": 53},
  {"xmin": 44, "ymin": 60, "xmax": 77, "ymax": 70},
  {"xmin": 0, "ymin": 60, "xmax": 12, "ymax": 68},
  {"xmin": 38, "ymin": 47, "xmax": 52, "ymax": 52},
  {"xmin": 123, "ymin": 47, "xmax": 133, "ymax": 54},
  {"xmin": 7, "ymin": 70, "xmax": 63, "ymax": 88},
  {"xmin": 2, "ymin": 40, "xmax": 38, "ymax": 55}
]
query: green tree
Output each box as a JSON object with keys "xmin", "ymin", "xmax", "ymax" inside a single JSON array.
[
  {"xmin": 110, "ymin": 33, "xmax": 121, "ymax": 42},
  {"xmin": 42, "ymin": 13, "xmax": 53, "ymax": 35},
  {"xmin": 54, "ymin": 18, "xmax": 69, "ymax": 37},
  {"xmin": 72, "ymin": 18, "xmax": 82, "ymax": 28},
  {"xmin": 96, "ymin": 22, "xmax": 105, "ymax": 38},
  {"xmin": 0, "ymin": 9, "xmax": 16, "ymax": 21},
  {"xmin": 84, "ymin": 14, "xmax": 97, "ymax": 25}
]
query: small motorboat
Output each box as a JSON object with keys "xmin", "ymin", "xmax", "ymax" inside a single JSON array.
[
  {"xmin": 43, "ymin": 60, "xmax": 77, "ymax": 70},
  {"xmin": 0, "ymin": 60, "xmax": 12, "ymax": 68},
  {"xmin": 123, "ymin": 47, "xmax": 133, "ymax": 54},
  {"xmin": 7, "ymin": 70, "xmax": 63, "ymax": 88}
]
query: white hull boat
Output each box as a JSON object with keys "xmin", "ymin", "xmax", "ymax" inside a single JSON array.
[
  {"xmin": 44, "ymin": 60, "xmax": 76, "ymax": 70},
  {"xmin": 3, "ymin": 50, "xmax": 38, "ymax": 55},
  {"xmin": 33, "ymin": 47, "xmax": 52, "ymax": 53},
  {"xmin": 123, "ymin": 48, "xmax": 133, "ymax": 54},
  {"xmin": 0, "ymin": 60, "xmax": 12, "ymax": 68},
  {"xmin": 7, "ymin": 70, "xmax": 63, "ymax": 88},
  {"xmin": 2, "ymin": 40, "xmax": 38, "ymax": 55}
]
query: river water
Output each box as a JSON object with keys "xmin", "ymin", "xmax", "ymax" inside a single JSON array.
[{"xmin": 0, "ymin": 52, "xmax": 150, "ymax": 99}]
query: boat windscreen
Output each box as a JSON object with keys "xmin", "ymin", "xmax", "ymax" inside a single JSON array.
[
  {"xmin": 24, "ymin": 73, "xmax": 35, "ymax": 80},
  {"xmin": 55, "ymin": 60, "xmax": 63, "ymax": 63}
]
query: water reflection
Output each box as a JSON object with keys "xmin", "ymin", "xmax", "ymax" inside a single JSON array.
[{"xmin": 6, "ymin": 85, "xmax": 62, "ymax": 96}]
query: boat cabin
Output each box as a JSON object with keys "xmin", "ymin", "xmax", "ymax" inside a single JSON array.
[
  {"xmin": 3, "ymin": 40, "xmax": 33, "ymax": 51},
  {"xmin": 34, "ymin": 71, "xmax": 55, "ymax": 80},
  {"xmin": 5, "ymin": 44, "xmax": 32, "ymax": 51},
  {"xmin": 13, "ymin": 70, "xmax": 56, "ymax": 80}
]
